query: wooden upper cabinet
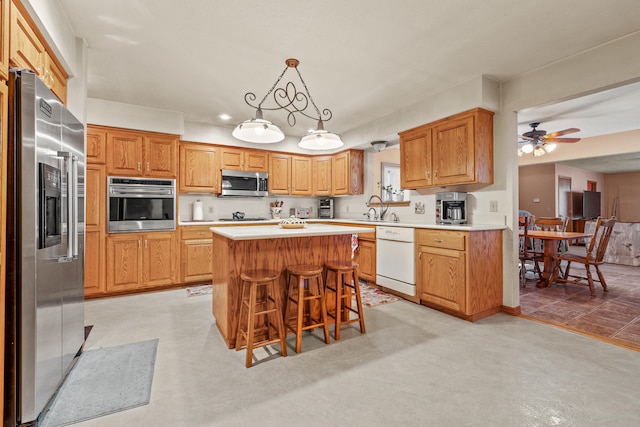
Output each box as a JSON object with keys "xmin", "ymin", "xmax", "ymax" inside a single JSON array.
[
  {"xmin": 43, "ymin": 52, "xmax": 67, "ymax": 104},
  {"xmin": 9, "ymin": 1, "xmax": 68, "ymax": 101},
  {"xmin": 86, "ymin": 126, "xmax": 106, "ymax": 164},
  {"xmin": 105, "ymin": 128, "xmax": 178, "ymax": 178},
  {"xmin": 400, "ymin": 130, "xmax": 432, "ymax": 189},
  {"xmin": 312, "ymin": 156, "xmax": 332, "ymax": 196},
  {"xmin": 290, "ymin": 155, "xmax": 312, "ymax": 196},
  {"xmin": 106, "ymin": 130, "xmax": 144, "ymax": 176},
  {"xmin": 9, "ymin": 1, "xmax": 44, "ymax": 75},
  {"xmin": 1, "ymin": 0, "xmax": 9, "ymax": 81},
  {"xmin": 179, "ymin": 142, "xmax": 218, "ymax": 193},
  {"xmin": 220, "ymin": 147, "xmax": 268, "ymax": 172},
  {"xmin": 144, "ymin": 134, "xmax": 178, "ymax": 178},
  {"xmin": 398, "ymin": 108, "xmax": 494, "ymax": 189},
  {"xmin": 269, "ymin": 153, "xmax": 290, "ymax": 194},
  {"xmin": 331, "ymin": 149, "xmax": 363, "ymax": 195}
]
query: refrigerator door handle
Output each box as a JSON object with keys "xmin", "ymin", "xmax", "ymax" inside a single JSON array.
[
  {"xmin": 58, "ymin": 151, "xmax": 75, "ymax": 259},
  {"xmin": 71, "ymin": 154, "xmax": 78, "ymax": 258}
]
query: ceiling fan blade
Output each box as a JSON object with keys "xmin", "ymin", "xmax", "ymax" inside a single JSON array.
[
  {"xmin": 544, "ymin": 137, "xmax": 581, "ymax": 143},
  {"xmin": 544, "ymin": 128, "xmax": 580, "ymax": 138},
  {"xmin": 518, "ymin": 135, "xmax": 534, "ymax": 141}
]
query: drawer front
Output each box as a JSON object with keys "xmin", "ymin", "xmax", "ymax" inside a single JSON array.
[
  {"xmin": 417, "ymin": 229, "xmax": 466, "ymax": 251},
  {"xmin": 181, "ymin": 226, "xmax": 212, "ymax": 240}
]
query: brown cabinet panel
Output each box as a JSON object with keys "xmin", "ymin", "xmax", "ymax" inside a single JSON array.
[
  {"xmin": 106, "ymin": 234, "xmax": 143, "ymax": 292},
  {"xmin": 269, "ymin": 153, "xmax": 290, "ymax": 194},
  {"xmin": 1, "ymin": 0, "xmax": 10, "ymax": 81},
  {"xmin": 400, "ymin": 132, "xmax": 432, "ymax": 189},
  {"xmin": 331, "ymin": 150, "xmax": 363, "ymax": 195},
  {"xmin": 290, "ymin": 155, "xmax": 312, "ymax": 196},
  {"xmin": 220, "ymin": 147, "xmax": 243, "ymax": 170},
  {"xmin": 357, "ymin": 239, "xmax": 376, "ymax": 282},
  {"xmin": 180, "ymin": 239, "xmax": 213, "ymax": 283},
  {"xmin": 9, "ymin": 1, "xmax": 44, "ymax": 75},
  {"xmin": 84, "ymin": 230, "xmax": 105, "ymax": 296},
  {"xmin": 419, "ymin": 245, "xmax": 466, "ymax": 312},
  {"xmin": 432, "ymin": 114, "xmax": 475, "ymax": 185},
  {"xmin": 142, "ymin": 232, "xmax": 176, "ymax": 287},
  {"xmin": 179, "ymin": 142, "xmax": 218, "ymax": 193},
  {"xmin": 312, "ymin": 156, "xmax": 331, "ymax": 195},
  {"xmin": 85, "ymin": 164, "xmax": 105, "ymax": 229},
  {"xmin": 245, "ymin": 150, "xmax": 268, "ymax": 172},
  {"xmin": 43, "ymin": 52, "xmax": 67, "ymax": 104},
  {"xmin": 86, "ymin": 126, "xmax": 106, "ymax": 164},
  {"xmin": 144, "ymin": 134, "xmax": 178, "ymax": 178},
  {"xmin": 106, "ymin": 131, "xmax": 144, "ymax": 176}
]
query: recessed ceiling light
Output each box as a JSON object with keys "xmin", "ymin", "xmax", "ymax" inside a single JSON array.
[{"xmin": 219, "ymin": 114, "xmax": 231, "ymax": 121}]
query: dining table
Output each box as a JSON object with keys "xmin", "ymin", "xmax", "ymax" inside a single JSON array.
[{"xmin": 519, "ymin": 229, "xmax": 593, "ymax": 287}]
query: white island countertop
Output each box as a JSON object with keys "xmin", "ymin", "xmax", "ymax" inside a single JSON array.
[{"xmin": 210, "ymin": 223, "xmax": 374, "ymax": 240}]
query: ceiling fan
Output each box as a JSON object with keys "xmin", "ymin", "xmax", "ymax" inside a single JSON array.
[{"xmin": 518, "ymin": 122, "xmax": 581, "ymax": 157}]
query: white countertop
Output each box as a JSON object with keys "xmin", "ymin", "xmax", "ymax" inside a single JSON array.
[
  {"xmin": 210, "ymin": 223, "xmax": 375, "ymax": 240},
  {"xmin": 180, "ymin": 218, "xmax": 505, "ymax": 231}
]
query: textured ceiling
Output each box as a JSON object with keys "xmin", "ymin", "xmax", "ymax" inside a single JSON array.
[{"xmin": 58, "ymin": 0, "xmax": 640, "ymax": 147}]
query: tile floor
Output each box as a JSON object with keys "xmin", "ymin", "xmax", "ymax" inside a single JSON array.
[
  {"xmin": 519, "ymin": 246, "xmax": 640, "ymax": 350},
  {"xmin": 72, "ymin": 287, "xmax": 640, "ymax": 426}
]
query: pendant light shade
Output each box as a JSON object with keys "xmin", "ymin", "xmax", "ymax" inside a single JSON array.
[
  {"xmin": 298, "ymin": 120, "xmax": 343, "ymax": 150},
  {"xmin": 232, "ymin": 109, "xmax": 284, "ymax": 143}
]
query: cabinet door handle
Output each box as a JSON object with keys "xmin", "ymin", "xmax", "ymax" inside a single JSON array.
[
  {"xmin": 138, "ymin": 240, "xmax": 141, "ymax": 248},
  {"xmin": 137, "ymin": 161, "xmax": 141, "ymax": 171},
  {"xmin": 434, "ymin": 239, "xmax": 443, "ymax": 243},
  {"xmin": 145, "ymin": 240, "xmax": 148, "ymax": 249},
  {"xmin": 419, "ymin": 252, "xmax": 422, "ymax": 260},
  {"xmin": 147, "ymin": 162, "xmax": 150, "ymax": 171},
  {"xmin": 198, "ymin": 232, "xmax": 204, "ymax": 236}
]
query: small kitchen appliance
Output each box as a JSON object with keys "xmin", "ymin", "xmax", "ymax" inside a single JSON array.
[
  {"xmin": 436, "ymin": 192, "xmax": 467, "ymax": 224},
  {"xmin": 318, "ymin": 198, "xmax": 334, "ymax": 219},
  {"xmin": 295, "ymin": 207, "xmax": 311, "ymax": 219}
]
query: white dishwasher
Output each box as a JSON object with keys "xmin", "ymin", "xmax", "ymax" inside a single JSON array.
[{"xmin": 376, "ymin": 226, "xmax": 416, "ymax": 297}]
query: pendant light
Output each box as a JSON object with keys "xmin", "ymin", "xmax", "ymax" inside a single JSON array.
[{"xmin": 232, "ymin": 58, "xmax": 343, "ymax": 150}]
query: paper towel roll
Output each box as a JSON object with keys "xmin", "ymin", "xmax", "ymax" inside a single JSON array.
[{"xmin": 193, "ymin": 200, "xmax": 203, "ymax": 221}]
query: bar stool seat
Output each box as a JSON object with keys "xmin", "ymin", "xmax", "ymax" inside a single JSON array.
[
  {"xmin": 284, "ymin": 264, "xmax": 331, "ymax": 353},
  {"xmin": 235, "ymin": 269, "xmax": 287, "ymax": 368},
  {"xmin": 324, "ymin": 260, "xmax": 366, "ymax": 341}
]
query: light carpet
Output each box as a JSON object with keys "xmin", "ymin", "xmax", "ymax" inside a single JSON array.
[{"xmin": 39, "ymin": 339, "xmax": 159, "ymax": 427}]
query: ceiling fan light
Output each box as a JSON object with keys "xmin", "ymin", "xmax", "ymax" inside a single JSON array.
[
  {"xmin": 533, "ymin": 146, "xmax": 546, "ymax": 157},
  {"xmin": 517, "ymin": 148, "xmax": 523, "ymax": 157},
  {"xmin": 298, "ymin": 127, "xmax": 344, "ymax": 151},
  {"xmin": 521, "ymin": 142, "xmax": 534, "ymax": 154},
  {"xmin": 544, "ymin": 143, "xmax": 557, "ymax": 153}
]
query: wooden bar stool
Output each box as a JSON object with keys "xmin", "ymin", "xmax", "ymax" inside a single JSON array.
[
  {"xmin": 324, "ymin": 260, "xmax": 366, "ymax": 341},
  {"xmin": 235, "ymin": 269, "xmax": 287, "ymax": 368},
  {"xmin": 284, "ymin": 264, "xmax": 331, "ymax": 353}
]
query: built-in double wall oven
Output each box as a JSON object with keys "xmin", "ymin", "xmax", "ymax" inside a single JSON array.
[{"xmin": 107, "ymin": 176, "xmax": 176, "ymax": 233}]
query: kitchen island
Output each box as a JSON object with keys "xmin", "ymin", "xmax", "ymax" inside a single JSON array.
[{"xmin": 210, "ymin": 224, "xmax": 374, "ymax": 348}]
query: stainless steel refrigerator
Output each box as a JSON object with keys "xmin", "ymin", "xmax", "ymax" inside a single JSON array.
[{"xmin": 4, "ymin": 70, "xmax": 85, "ymax": 426}]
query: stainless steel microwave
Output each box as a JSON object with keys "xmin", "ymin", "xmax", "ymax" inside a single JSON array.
[
  {"xmin": 107, "ymin": 176, "xmax": 176, "ymax": 232},
  {"xmin": 220, "ymin": 169, "xmax": 268, "ymax": 197}
]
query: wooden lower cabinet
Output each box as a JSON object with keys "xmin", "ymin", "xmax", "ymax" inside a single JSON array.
[
  {"xmin": 180, "ymin": 226, "xmax": 213, "ymax": 283},
  {"xmin": 356, "ymin": 238, "xmax": 376, "ymax": 282},
  {"xmin": 106, "ymin": 232, "xmax": 176, "ymax": 292},
  {"xmin": 84, "ymin": 229, "xmax": 105, "ymax": 296},
  {"xmin": 416, "ymin": 229, "xmax": 502, "ymax": 321}
]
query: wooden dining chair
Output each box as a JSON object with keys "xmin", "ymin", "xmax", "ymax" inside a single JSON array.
[
  {"xmin": 518, "ymin": 216, "xmax": 540, "ymax": 286},
  {"xmin": 550, "ymin": 216, "xmax": 617, "ymax": 296},
  {"xmin": 532, "ymin": 217, "xmax": 566, "ymax": 273}
]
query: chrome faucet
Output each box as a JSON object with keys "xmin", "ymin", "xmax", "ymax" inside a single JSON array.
[
  {"xmin": 366, "ymin": 194, "xmax": 388, "ymax": 221},
  {"xmin": 390, "ymin": 212, "xmax": 399, "ymax": 223},
  {"xmin": 364, "ymin": 207, "xmax": 378, "ymax": 221}
]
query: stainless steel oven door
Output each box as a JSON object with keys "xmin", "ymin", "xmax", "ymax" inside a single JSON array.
[{"xmin": 107, "ymin": 177, "xmax": 176, "ymax": 232}]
